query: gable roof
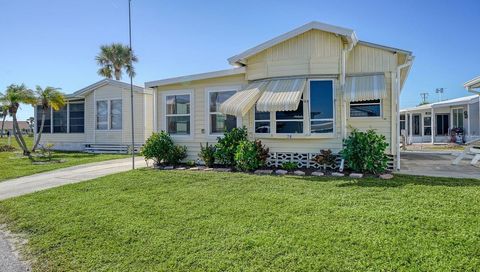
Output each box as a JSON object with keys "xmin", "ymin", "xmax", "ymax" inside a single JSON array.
[
  {"xmin": 67, "ymin": 79, "xmax": 144, "ymax": 99},
  {"xmin": 464, "ymin": 75, "xmax": 480, "ymax": 91},
  {"xmin": 145, "ymin": 67, "xmax": 246, "ymax": 88},
  {"xmin": 228, "ymin": 21, "xmax": 358, "ymax": 65},
  {"xmin": 400, "ymin": 95, "xmax": 479, "ymax": 112}
]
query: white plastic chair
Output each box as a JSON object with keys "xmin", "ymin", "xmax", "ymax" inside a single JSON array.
[{"xmin": 452, "ymin": 138, "xmax": 480, "ymax": 166}]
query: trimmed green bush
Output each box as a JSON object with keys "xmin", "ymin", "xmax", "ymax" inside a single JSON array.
[
  {"xmin": 199, "ymin": 143, "xmax": 216, "ymax": 168},
  {"xmin": 281, "ymin": 161, "xmax": 297, "ymax": 171},
  {"xmin": 142, "ymin": 131, "xmax": 187, "ymax": 166},
  {"xmin": 340, "ymin": 128, "xmax": 389, "ymax": 174},
  {"xmin": 215, "ymin": 127, "xmax": 248, "ymax": 167}
]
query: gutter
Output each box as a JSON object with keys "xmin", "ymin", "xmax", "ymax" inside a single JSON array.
[
  {"xmin": 341, "ymin": 42, "xmax": 355, "ymax": 140},
  {"xmin": 396, "ymin": 55, "xmax": 414, "ymax": 170}
]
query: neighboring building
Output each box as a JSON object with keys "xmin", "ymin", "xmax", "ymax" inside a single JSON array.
[
  {"xmin": 1, "ymin": 121, "xmax": 33, "ymax": 135},
  {"xmin": 35, "ymin": 79, "xmax": 153, "ymax": 152},
  {"xmin": 146, "ymin": 21, "xmax": 413, "ymax": 169},
  {"xmin": 400, "ymin": 95, "xmax": 480, "ymax": 144},
  {"xmin": 465, "ymin": 76, "xmax": 480, "ymax": 93}
]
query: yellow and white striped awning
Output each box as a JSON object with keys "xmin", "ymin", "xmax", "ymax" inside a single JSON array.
[
  {"xmin": 345, "ymin": 74, "xmax": 386, "ymax": 102},
  {"xmin": 219, "ymin": 81, "xmax": 268, "ymax": 116},
  {"xmin": 256, "ymin": 78, "xmax": 306, "ymax": 112}
]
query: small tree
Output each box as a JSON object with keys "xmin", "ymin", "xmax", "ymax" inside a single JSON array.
[
  {"xmin": 96, "ymin": 43, "xmax": 138, "ymax": 80},
  {"xmin": 32, "ymin": 86, "xmax": 66, "ymax": 151},
  {"xmin": 0, "ymin": 84, "xmax": 36, "ymax": 156},
  {"xmin": 215, "ymin": 127, "xmax": 248, "ymax": 167},
  {"xmin": 0, "ymin": 104, "xmax": 8, "ymax": 138},
  {"xmin": 340, "ymin": 128, "xmax": 389, "ymax": 174}
]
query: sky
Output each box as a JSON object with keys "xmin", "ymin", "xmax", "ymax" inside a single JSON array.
[{"xmin": 1, "ymin": 0, "xmax": 479, "ymax": 120}]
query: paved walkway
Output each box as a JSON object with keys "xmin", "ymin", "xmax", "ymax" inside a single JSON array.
[
  {"xmin": 0, "ymin": 157, "xmax": 148, "ymax": 271},
  {"xmin": 400, "ymin": 152, "xmax": 480, "ymax": 179},
  {"xmin": 0, "ymin": 157, "xmax": 147, "ymax": 201}
]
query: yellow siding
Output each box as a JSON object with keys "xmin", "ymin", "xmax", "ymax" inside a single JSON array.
[
  {"xmin": 39, "ymin": 133, "xmax": 85, "ymax": 143},
  {"xmin": 346, "ymin": 44, "xmax": 397, "ymax": 73},
  {"xmin": 245, "ymin": 30, "xmax": 343, "ymax": 80}
]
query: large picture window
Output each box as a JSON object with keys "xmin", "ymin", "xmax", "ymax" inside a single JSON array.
[
  {"xmin": 209, "ymin": 91, "xmax": 236, "ymax": 134},
  {"xmin": 275, "ymin": 100, "xmax": 304, "ymax": 134},
  {"xmin": 166, "ymin": 94, "xmax": 190, "ymax": 135},
  {"xmin": 350, "ymin": 100, "xmax": 381, "ymax": 117},
  {"xmin": 69, "ymin": 103, "xmax": 84, "ymax": 133},
  {"xmin": 452, "ymin": 108, "xmax": 464, "ymax": 129},
  {"xmin": 436, "ymin": 114, "xmax": 449, "ymax": 136},
  {"xmin": 310, "ymin": 80, "xmax": 334, "ymax": 134},
  {"xmin": 96, "ymin": 101, "xmax": 108, "ymax": 130},
  {"xmin": 53, "ymin": 106, "xmax": 67, "ymax": 133},
  {"xmin": 36, "ymin": 106, "xmax": 51, "ymax": 133},
  {"xmin": 110, "ymin": 99, "xmax": 122, "ymax": 130}
]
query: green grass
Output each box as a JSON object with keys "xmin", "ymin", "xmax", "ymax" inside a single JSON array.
[
  {"xmin": 0, "ymin": 136, "xmax": 128, "ymax": 181},
  {"xmin": 0, "ymin": 170, "xmax": 479, "ymax": 271}
]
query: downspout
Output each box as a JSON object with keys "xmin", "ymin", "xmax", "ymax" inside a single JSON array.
[
  {"xmin": 396, "ymin": 56, "xmax": 414, "ymax": 170},
  {"xmin": 341, "ymin": 42, "xmax": 354, "ymax": 140}
]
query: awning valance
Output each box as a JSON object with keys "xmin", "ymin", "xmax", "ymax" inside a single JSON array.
[
  {"xmin": 345, "ymin": 74, "xmax": 386, "ymax": 102},
  {"xmin": 219, "ymin": 81, "xmax": 268, "ymax": 116},
  {"xmin": 256, "ymin": 78, "xmax": 306, "ymax": 112}
]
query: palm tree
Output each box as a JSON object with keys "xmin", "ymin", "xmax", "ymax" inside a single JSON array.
[
  {"xmin": 0, "ymin": 84, "xmax": 36, "ymax": 156},
  {"xmin": 32, "ymin": 86, "xmax": 66, "ymax": 151},
  {"xmin": 0, "ymin": 101, "xmax": 8, "ymax": 138},
  {"xmin": 95, "ymin": 43, "xmax": 138, "ymax": 80}
]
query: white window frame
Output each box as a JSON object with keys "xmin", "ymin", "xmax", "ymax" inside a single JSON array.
[
  {"xmin": 452, "ymin": 107, "xmax": 464, "ymax": 129},
  {"xmin": 399, "ymin": 114, "xmax": 406, "ymax": 135},
  {"xmin": 254, "ymin": 106, "xmax": 272, "ymax": 135},
  {"xmin": 162, "ymin": 89, "xmax": 194, "ymax": 139},
  {"xmin": 423, "ymin": 113, "xmax": 432, "ymax": 136},
  {"xmin": 95, "ymin": 99, "xmax": 122, "ymax": 131},
  {"xmin": 253, "ymin": 78, "xmax": 336, "ymax": 139},
  {"xmin": 110, "ymin": 99, "xmax": 123, "ymax": 130},
  {"xmin": 205, "ymin": 85, "xmax": 242, "ymax": 138},
  {"xmin": 348, "ymin": 99, "xmax": 383, "ymax": 119}
]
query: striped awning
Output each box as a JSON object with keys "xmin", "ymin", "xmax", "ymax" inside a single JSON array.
[
  {"xmin": 345, "ymin": 74, "xmax": 386, "ymax": 102},
  {"xmin": 219, "ymin": 81, "xmax": 268, "ymax": 116},
  {"xmin": 256, "ymin": 78, "xmax": 306, "ymax": 112}
]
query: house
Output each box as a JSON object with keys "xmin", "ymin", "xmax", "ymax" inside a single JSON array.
[
  {"xmin": 2, "ymin": 121, "xmax": 33, "ymax": 135},
  {"xmin": 400, "ymin": 95, "xmax": 480, "ymax": 144},
  {"xmin": 35, "ymin": 79, "xmax": 153, "ymax": 152},
  {"xmin": 465, "ymin": 76, "xmax": 480, "ymax": 93},
  {"xmin": 146, "ymin": 21, "xmax": 413, "ymax": 169}
]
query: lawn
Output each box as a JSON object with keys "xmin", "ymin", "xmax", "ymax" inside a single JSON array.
[
  {"xmin": 0, "ymin": 170, "xmax": 479, "ymax": 271},
  {"xmin": 0, "ymin": 136, "xmax": 128, "ymax": 181}
]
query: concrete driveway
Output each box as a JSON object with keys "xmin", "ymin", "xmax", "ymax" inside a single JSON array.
[
  {"xmin": 400, "ymin": 152, "xmax": 480, "ymax": 179},
  {"xmin": 0, "ymin": 157, "xmax": 148, "ymax": 201}
]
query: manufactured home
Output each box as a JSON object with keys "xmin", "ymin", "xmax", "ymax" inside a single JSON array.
[
  {"xmin": 400, "ymin": 95, "xmax": 480, "ymax": 144},
  {"xmin": 465, "ymin": 76, "xmax": 480, "ymax": 93},
  {"xmin": 35, "ymin": 79, "xmax": 153, "ymax": 153},
  {"xmin": 146, "ymin": 21, "xmax": 413, "ymax": 169}
]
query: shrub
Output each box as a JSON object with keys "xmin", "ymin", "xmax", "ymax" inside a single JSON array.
[
  {"xmin": 313, "ymin": 149, "xmax": 337, "ymax": 170},
  {"xmin": 39, "ymin": 143, "xmax": 55, "ymax": 161},
  {"xmin": 281, "ymin": 161, "xmax": 297, "ymax": 172},
  {"xmin": 234, "ymin": 141, "xmax": 259, "ymax": 172},
  {"xmin": 199, "ymin": 143, "xmax": 216, "ymax": 168},
  {"xmin": 186, "ymin": 160, "xmax": 196, "ymax": 167},
  {"xmin": 254, "ymin": 140, "xmax": 269, "ymax": 164},
  {"xmin": 215, "ymin": 127, "xmax": 248, "ymax": 167},
  {"xmin": 340, "ymin": 128, "xmax": 389, "ymax": 174},
  {"xmin": 142, "ymin": 131, "xmax": 187, "ymax": 166},
  {"xmin": 0, "ymin": 144, "xmax": 16, "ymax": 152}
]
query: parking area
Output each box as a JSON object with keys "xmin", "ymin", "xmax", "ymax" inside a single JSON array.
[{"xmin": 400, "ymin": 152, "xmax": 480, "ymax": 179}]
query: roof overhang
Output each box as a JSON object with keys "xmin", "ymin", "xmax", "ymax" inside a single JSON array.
[
  {"xmin": 145, "ymin": 67, "xmax": 246, "ymax": 88},
  {"xmin": 464, "ymin": 76, "xmax": 480, "ymax": 92},
  {"xmin": 227, "ymin": 21, "xmax": 358, "ymax": 66},
  {"xmin": 67, "ymin": 79, "xmax": 144, "ymax": 99},
  {"xmin": 400, "ymin": 95, "xmax": 479, "ymax": 112}
]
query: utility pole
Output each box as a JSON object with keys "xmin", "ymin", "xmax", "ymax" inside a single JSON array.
[
  {"xmin": 420, "ymin": 92, "xmax": 429, "ymax": 105},
  {"xmin": 128, "ymin": 0, "xmax": 135, "ymax": 169}
]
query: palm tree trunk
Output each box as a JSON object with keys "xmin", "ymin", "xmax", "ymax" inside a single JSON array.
[
  {"xmin": 0, "ymin": 114, "xmax": 5, "ymax": 138},
  {"xmin": 114, "ymin": 69, "xmax": 121, "ymax": 80},
  {"xmin": 12, "ymin": 113, "xmax": 30, "ymax": 157},
  {"xmin": 32, "ymin": 109, "xmax": 46, "ymax": 152}
]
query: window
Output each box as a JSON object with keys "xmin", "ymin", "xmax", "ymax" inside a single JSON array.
[
  {"xmin": 110, "ymin": 100, "xmax": 122, "ymax": 130},
  {"xmin": 166, "ymin": 94, "xmax": 190, "ymax": 135},
  {"xmin": 452, "ymin": 108, "xmax": 464, "ymax": 129},
  {"xmin": 96, "ymin": 101, "xmax": 108, "ymax": 130},
  {"xmin": 424, "ymin": 116, "xmax": 431, "ymax": 136},
  {"xmin": 436, "ymin": 114, "xmax": 449, "ymax": 135},
  {"xmin": 36, "ymin": 106, "xmax": 51, "ymax": 133},
  {"xmin": 208, "ymin": 91, "xmax": 236, "ymax": 134},
  {"xmin": 400, "ymin": 114, "xmax": 406, "ymax": 135},
  {"xmin": 350, "ymin": 99, "xmax": 381, "ymax": 117},
  {"xmin": 255, "ymin": 107, "xmax": 270, "ymax": 133},
  {"xmin": 69, "ymin": 103, "xmax": 84, "ymax": 133},
  {"xmin": 53, "ymin": 106, "xmax": 67, "ymax": 133},
  {"xmin": 310, "ymin": 80, "xmax": 334, "ymax": 134},
  {"xmin": 413, "ymin": 114, "xmax": 421, "ymax": 135},
  {"xmin": 276, "ymin": 98, "xmax": 303, "ymax": 134}
]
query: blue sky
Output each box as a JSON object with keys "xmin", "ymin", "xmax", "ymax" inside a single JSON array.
[{"xmin": 1, "ymin": 0, "xmax": 479, "ymax": 120}]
